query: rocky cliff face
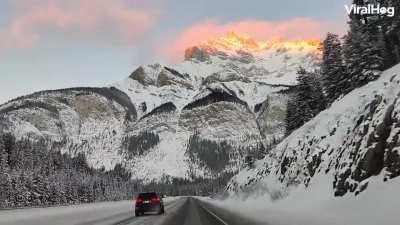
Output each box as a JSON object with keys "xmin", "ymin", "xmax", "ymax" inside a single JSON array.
[
  {"xmin": 227, "ymin": 63, "xmax": 400, "ymax": 198},
  {"xmin": 0, "ymin": 34, "xmax": 320, "ymax": 182},
  {"xmin": 0, "ymin": 87, "xmax": 136, "ymax": 170}
]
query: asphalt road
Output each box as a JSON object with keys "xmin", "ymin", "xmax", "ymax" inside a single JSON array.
[
  {"xmin": 157, "ymin": 197, "xmax": 266, "ymax": 225},
  {"xmin": 0, "ymin": 197, "xmax": 266, "ymax": 225},
  {"xmin": 106, "ymin": 197, "xmax": 265, "ymax": 225}
]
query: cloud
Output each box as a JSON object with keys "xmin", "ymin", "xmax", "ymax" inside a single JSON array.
[
  {"xmin": 160, "ymin": 18, "xmax": 344, "ymax": 62},
  {"xmin": 0, "ymin": 0, "xmax": 158, "ymax": 52}
]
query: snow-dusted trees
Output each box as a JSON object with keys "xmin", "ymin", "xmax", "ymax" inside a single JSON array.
[
  {"xmin": 383, "ymin": 0, "xmax": 400, "ymax": 66},
  {"xmin": 186, "ymin": 134, "xmax": 231, "ymax": 173},
  {"xmin": 0, "ymin": 133, "xmax": 136, "ymax": 208},
  {"xmin": 286, "ymin": 1, "xmax": 393, "ymax": 134},
  {"xmin": 137, "ymin": 173, "xmax": 234, "ymax": 197},
  {"xmin": 320, "ymin": 33, "xmax": 347, "ymax": 104},
  {"xmin": 0, "ymin": 134, "xmax": 8, "ymax": 171},
  {"xmin": 318, "ymin": 0, "xmax": 399, "ymax": 105},
  {"xmin": 124, "ymin": 131, "xmax": 160, "ymax": 157},
  {"xmin": 354, "ymin": 0, "xmax": 400, "ymax": 68},
  {"xmin": 0, "ymin": 135, "xmax": 10, "ymax": 207},
  {"xmin": 186, "ymin": 133, "xmax": 264, "ymax": 173},
  {"xmin": 343, "ymin": 18, "xmax": 385, "ymax": 90},
  {"xmin": 286, "ymin": 68, "xmax": 326, "ymax": 135},
  {"xmin": 339, "ymin": 0, "xmax": 400, "ymax": 94}
]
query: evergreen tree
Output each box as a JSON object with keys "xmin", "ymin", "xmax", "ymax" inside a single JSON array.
[
  {"xmin": 383, "ymin": 0, "xmax": 400, "ymax": 66},
  {"xmin": 0, "ymin": 136, "xmax": 9, "ymax": 207},
  {"xmin": 320, "ymin": 33, "xmax": 347, "ymax": 103},
  {"xmin": 343, "ymin": 18, "xmax": 385, "ymax": 91},
  {"xmin": 0, "ymin": 135, "xmax": 8, "ymax": 171},
  {"xmin": 355, "ymin": 0, "xmax": 400, "ymax": 67},
  {"xmin": 125, "ymin": 131, "xmax": 160, "ymax": 157},
  {"xmin": 286, "ymin": 68, "xmax": 326, "ymax": 135},
  {"xmin": 341, "ymin": 0, "xmax": 392, "ymax": 93}
]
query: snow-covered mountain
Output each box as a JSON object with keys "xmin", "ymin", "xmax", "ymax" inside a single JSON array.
[
  {"xmin": 0, "ymin": 32, "xmax": 321, "ymax": 182},
  {"xmin": 227, "ymin": 62, "xmax": 400, "ymax": 198}
]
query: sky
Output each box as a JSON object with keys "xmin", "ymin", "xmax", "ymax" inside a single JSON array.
[{"xmin": 0, "ymin": 0, "xmax": 351, "ymax": 104}]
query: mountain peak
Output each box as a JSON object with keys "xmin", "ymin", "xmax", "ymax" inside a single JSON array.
[
  {"xmin": 201, "ymin": 31, "xmax": 262, "ymax": 53},
  {"xmin": 184, "ymin": 32, "xmax": 322, "ymax": 61}
]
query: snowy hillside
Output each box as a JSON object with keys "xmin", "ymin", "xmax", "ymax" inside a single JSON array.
[
  {"xmin": 0, "ymin": 33, "xmax": 320, "ymax": 182},
  {"xmin": 227, "ymin": 62, "xmax": 400, "ymax": 198}
]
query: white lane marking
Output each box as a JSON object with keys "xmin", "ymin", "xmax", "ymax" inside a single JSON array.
[{"xmin": 198, "ymin": 203, "xmax": 229, "ymax": 225}]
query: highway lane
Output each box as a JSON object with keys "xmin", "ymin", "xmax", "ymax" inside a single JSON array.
[
  {"xmin": 106, "ymin": 197, "xmax": 186, "ymax": 225},
  {"xmin": 155, "ymin": 197, "xmax": 266, "ymax": 225},
  {"xmin": 118, "ymin": 197, "xmax": 265, "ymax": 225}
]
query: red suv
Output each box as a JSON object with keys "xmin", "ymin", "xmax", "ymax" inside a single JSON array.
[{"xmin": 135, "ymin": 192, "xmax": 165, "ymax": 216}]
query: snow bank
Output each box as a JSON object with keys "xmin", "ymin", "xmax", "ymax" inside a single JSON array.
[{"xmin": 212, "ymin": 174, "xmax": 399, "ymax": 225}]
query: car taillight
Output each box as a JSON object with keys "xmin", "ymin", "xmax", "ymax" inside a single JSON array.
[
  {"xmin": 135, "ymin": 197, "xmax": 143, "ymax": 204},
  {"xmin": 151, "ymin": 197, "xmax": 160, "ymax": 204}
]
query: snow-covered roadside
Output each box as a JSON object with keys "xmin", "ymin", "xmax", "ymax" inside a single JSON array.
[
  {"xmin": 205, "ymin": 175, "xmax": 399, "ymax": 225},
  {"xmin": 0, "ymin": 197, "xmax": 181, "ymax": 225},
  {"xmin": 214, "ymin": 62, "xmax": 400, "ymax": 225}
]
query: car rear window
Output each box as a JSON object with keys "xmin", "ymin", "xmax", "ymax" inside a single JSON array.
[{"xmin": 138, "ymin": 192, "xmax": 157, "ymax": 199}]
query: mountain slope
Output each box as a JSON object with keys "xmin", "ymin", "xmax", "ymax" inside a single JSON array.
[
  {"xmin": 0, "ymin": 87, "xmax": 136, "ymax": 170},
  {"xmin": 227, "ymin": 63, "xmax": 400, "ymax": 198}
]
